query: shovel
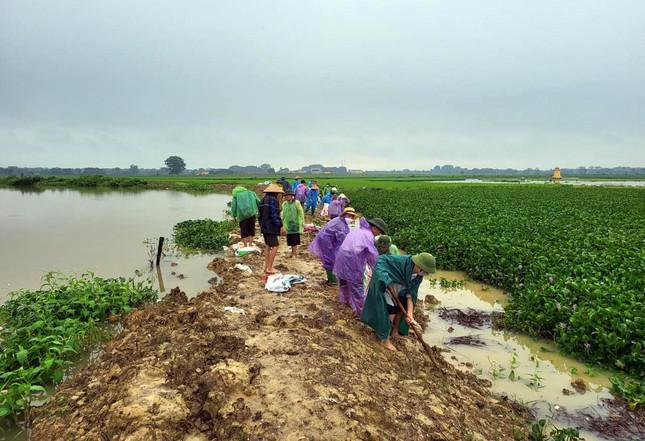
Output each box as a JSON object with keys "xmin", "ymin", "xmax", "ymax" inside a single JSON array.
[{"xmin": 389, "ymin": 290, "xmax": 445, "ymax": 372}]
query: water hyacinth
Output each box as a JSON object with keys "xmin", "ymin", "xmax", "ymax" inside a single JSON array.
[{"xmin": 350, "ymin": 184, "xmax": 645, "ymax": 399}]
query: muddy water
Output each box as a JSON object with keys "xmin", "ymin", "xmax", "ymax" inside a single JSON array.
[
  {"xmin": 427, "ymin": 179, "xmax": 645, "ymax": 187},
  {"xmin": 421, "ymin": 271, "xmax": 619, "ymax": 441},
  {"xmin": 0, "ymin": 188, "xmax": 231, "ymax": 440},
  {"xmin": 0, "ymin": 188, "xmax": 231, "ymax": 301}
]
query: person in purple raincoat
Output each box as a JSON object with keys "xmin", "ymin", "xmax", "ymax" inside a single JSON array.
[
  {"xmin": 333, "ymin": 217, "xmax": 387, "ymax": 316},
  {"xmin": 309, "ymin": 207, "xmax": 358, "ymax": 285},
  {"xmin": 295, "ymin": 179, "xmax": 308, "ymax": 205},
  {"xmin": 328, "ymin": 192, "xmax": 342, "ymax": 219}
]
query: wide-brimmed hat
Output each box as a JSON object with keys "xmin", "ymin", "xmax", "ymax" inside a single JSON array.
[
  {"xmin": 263, "ymin": 183, "xmax": 284, "ymax": 194},
  {"xmin": 411, "ymin": 253, "xmax": 436, "ymax": 273},
  {"xmin": 341, "ymin": 207, "xmax": 357, "ymax": 217},
  {"xmin": 284, "ymin": 189, "xmax": 295, "ymax": 196},
  {"xmin": 367, "ymin": 218, "xmax": 387, "ymax": 235},
  {"xmin": 375, "ymin": 235, "xmax": 392, "ymax": 249}
]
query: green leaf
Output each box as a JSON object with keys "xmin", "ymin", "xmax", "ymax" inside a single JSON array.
[{"xmin": 16, "ymin": 347, "xmax": 28, "ymax": 366}]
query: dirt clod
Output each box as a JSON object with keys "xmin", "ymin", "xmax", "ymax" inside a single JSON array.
[{"xmin": 438, "ymin": 308, "xmax": 491, "ymax": 329}]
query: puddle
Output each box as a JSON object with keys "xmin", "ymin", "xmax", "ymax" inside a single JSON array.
[
  {"xmin": 420, "ymin": 271, "xmax": 633, "ymax": 441},
  {"xmin": 148, "ymin": 250, "xmax": 220, "ymax": 299}
]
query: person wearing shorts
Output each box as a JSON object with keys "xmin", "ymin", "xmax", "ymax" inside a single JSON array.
[
  {"xmin": 259, "ymin": 183, "xmax": 284, "ymax": 274},
  {"xmin": 231, "ymin": 185, "xmax": 260, "ymax": 246},
  {"xmin": 281, "ymin": 189, "xmax": 304, "ymax": 258}
]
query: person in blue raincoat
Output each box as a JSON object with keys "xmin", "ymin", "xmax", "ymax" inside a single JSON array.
[
  {"xmin": 305, "ymin": 183, "xmax": 320, "ymax": 216},
  {"xmin": 361, "ymin": 253, "xmax": 436, "ymax": 351},
  {"xmin": 320, "ymin": 189, "xmax": 332, "ymax": 218}
]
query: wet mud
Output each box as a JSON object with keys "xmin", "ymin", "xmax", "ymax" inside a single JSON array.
[{"xmin": 32, "ymin": 237, "xmax": 531, "ymax": 441}]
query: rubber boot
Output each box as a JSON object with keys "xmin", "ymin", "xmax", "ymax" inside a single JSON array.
[{"xmin": 326, "ymin": 270, "xmax": 338, "ymax": 285}]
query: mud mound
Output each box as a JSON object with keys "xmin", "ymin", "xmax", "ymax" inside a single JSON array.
[
  {"xmin": 438, "ymin": 308, "xmax": 491, "ymax": 329},
  {"xmin": 33, "ymin": 237, "xmax": 530, "ymax": 440}
]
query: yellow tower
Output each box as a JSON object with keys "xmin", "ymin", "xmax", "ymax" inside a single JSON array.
[{"xmin": 551, "ymin": 166, "xmax": 562, "ymax": 183}]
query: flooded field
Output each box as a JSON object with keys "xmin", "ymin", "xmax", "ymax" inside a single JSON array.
[
  {"xmin": 0, "ymin": 188, "xmax": 231, "ymax": 301},
  {"xmin": 421, "ymin": 271, "xmax": 641, "ymax": 441},
  {"xmin": 428, "ymin": 179, "xmax": 645, "ymax": 186}
]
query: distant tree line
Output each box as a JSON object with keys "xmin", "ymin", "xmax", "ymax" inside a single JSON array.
[
  {"xmin": 376, "ymin": 165, "xmax": 645, "ymax": 177},
  {"xmin": 0, "ymin": 164, "xmax": 643, "ymax": 177}
]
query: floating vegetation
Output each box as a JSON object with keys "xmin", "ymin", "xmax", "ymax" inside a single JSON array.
[
  {"xmin": 173, "ymin": 219, "xmax": 235, "ymax": 251},
  {"xmin": 352, "ymin": 185, "xmax": 645, "ymax": 402}
]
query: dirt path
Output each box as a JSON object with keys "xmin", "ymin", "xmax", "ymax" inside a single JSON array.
[{"xmin": 32, "ymin": 234, "xmax": 530, "ymax": 440}]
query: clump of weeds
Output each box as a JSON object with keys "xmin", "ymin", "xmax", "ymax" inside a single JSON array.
[{"xmin": 0, "ymin": 272, "xmax": 157, "ymax": 426}]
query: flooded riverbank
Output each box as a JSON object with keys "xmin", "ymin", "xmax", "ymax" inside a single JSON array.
[
  {"xmin": 421, "ymin": 271, "xmax": 641, "ymax": 440},
  {"xmin": 0, "ymin": 188, "xmax": 231, "ymax": 301},
  {"xmin": 427, "ymin": 179, "xmax": 645, "ymax": 187}
]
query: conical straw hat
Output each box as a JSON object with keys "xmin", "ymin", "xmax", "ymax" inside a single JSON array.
[{"xmin": 263, "ymin": 182, "xmax": 284, "ymax": 194}]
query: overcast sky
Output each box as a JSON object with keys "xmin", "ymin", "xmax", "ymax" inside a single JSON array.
[{"xmin": 1, "ymin": 0, "xmax": 644, "ymax": 170}]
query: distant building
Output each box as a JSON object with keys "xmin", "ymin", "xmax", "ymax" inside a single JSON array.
[
  {"xmin": 551, "ymin": 167, "xmax": 562, "ymax": 183},
  {"xmin": 299, "ymin": 164, "xmax": 348, "ymax": 174},
  {"xmin": 349, "ymin": 169, "xmax": 365, "ymax": 174}
]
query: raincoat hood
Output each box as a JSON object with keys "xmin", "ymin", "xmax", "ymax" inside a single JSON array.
[{"xmin": 232, "ymin": 185, "xmax": 249, "ymax": 196}]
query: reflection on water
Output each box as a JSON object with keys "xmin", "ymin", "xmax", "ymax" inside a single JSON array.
[
  {"xmin": 0, "ymin": 188, "xmax": 231, "ymax": 301},
  {"xmin": 421, "ymin": 271, "xmax": 617, "ymax": 441}
]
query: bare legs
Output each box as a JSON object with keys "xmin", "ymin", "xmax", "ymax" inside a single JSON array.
[
  {"xmin": 383, "ymin": 314, "xmax": 401, "ymax": 351},
  {"xmin": 264, "ymin": 245, "xmax": 278, "ymax": 274}
]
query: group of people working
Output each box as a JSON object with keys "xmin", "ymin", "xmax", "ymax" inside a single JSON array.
[{"xmin": 231, "ymin": 180, "xmax": 437, "ymax": 351}]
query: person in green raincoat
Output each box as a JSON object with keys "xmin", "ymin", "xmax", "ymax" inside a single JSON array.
[
  {"xmin": 361, "ymin": 253, "xmax": 436, "ymax": 351},
  {"xmin": 375, "ymin": 235, "xmax": 400, "ymax": 256},
  {"xmin": 231, "ymin": 185, "xmax": 260, "ymax": 246},
  {"xmin": 280, "ymin": 189, "xmax": 305, "ymax": 258}
]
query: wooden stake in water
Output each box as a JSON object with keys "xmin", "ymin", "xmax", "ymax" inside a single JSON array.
[
  {"xmin": 156, "ymin": 265, "xmax": 165, "ymax": 292},
  {"xmin": 155, "ymin": 237, "xmax": 164, "ymax": 266}
]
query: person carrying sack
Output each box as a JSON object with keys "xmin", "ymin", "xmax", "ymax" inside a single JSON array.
[{"xmin": 231, "ymin": 185, "xmax": 260, "ymax": 246}]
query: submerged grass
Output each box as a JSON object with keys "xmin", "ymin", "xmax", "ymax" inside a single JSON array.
[{"xmin": 0, "ymin": 273, "xmax": 157, "ymax": 423}]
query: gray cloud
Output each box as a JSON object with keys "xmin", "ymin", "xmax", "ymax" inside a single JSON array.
[{"xmin": 1, "ymin": 0, "xmax": 644, "ymax": 169}]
